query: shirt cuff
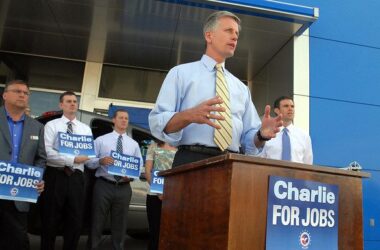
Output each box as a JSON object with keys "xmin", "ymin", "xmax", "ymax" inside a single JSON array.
[
  {"xmin": 64, "ymin": 155, "xmax": 75, "ymax": 167},
  {"xmin": 155, "ymin": 112, "xmax": 183, "ymax": 144},
  {"xmin": 86, "ymin": 157, "xmax": 101, "ymax": 169},
  {"xmin": 243, "ymin": 130, "xmax": 263, "ymax": 155}
]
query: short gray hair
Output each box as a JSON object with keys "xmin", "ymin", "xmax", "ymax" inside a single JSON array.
[
  {"xmin": 4, "ymin": 79, "xmax": 29, "ymax": 91},
  {"xmin": 203, "ymin": 11, "xmax": 241, "ymax": 34}
]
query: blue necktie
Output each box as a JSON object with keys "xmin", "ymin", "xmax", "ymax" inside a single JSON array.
[
  {"xmin": 114, "ymin": 135, "xmax": 123, "ymax": 182},
  {"xmin": 281, "ymin": 128, "xmax": 291, "ymax": 161}
]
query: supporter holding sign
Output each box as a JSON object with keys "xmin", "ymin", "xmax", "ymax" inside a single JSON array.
[
  {"xmin": 0, "ymin": 80, "xmax": 46, "ymax": 250},
  {"xmin": 87, "ymin": 109, "xmax": 142, "ymax": 250},
  {"xmin": 145, "ymin": 140, "xmax": 177, "ymax": 250},
  {"xmin": 41, "ymin": 91, "xmax": 93, "ymax": 250}
]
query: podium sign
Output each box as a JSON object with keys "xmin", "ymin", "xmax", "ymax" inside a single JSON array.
[{"xmin": 266, "ymin": 176, "xmax": 339, "ymax": 250}]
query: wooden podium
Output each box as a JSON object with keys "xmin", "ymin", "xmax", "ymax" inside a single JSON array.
[{"xmin": 159, "ymin": 154, "xmax": 369, "ymax": 250}]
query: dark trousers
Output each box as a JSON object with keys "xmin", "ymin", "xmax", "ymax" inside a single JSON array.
[
  {"xmin": 40, "ymin": 167, "xmax": 85, "ymax": 250},
  {"xmin": 0, "ymin": 200, "xmax": 29, "ymax": 250},
  {"xmin": 146, "ymin": 195, "xmax": 162, "ymax": 250},
  {"xmin": 90, "ymin": 178, "xmax": 132, "ymax": 250},
  {"xmin": 172, "ymin": 147, "xmax": 220, "ymax": 167}
]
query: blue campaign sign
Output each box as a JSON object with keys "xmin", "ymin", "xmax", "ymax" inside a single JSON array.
[
  {"xmin": 107, "ymin": 150, "xmax": 141, "ymax": 178},
  {"xmin": 266, "ymin": 176, "xmax": 339, "ymax": 250},
  {"xmin": 150, "ymin": 170, "xmax": 164, "ymax": 194},
  {"xmin": 0, "ymin": 161, "xmax": 44, "ymax": 203},
  {"xmin": 58, "ymin": 132, "xmax": 95, "ymax": 157}
]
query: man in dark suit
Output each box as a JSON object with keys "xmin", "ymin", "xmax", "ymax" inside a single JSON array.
[{"xmin": 0, "ymin": 79, "xmax": 46, "ymax": 250}]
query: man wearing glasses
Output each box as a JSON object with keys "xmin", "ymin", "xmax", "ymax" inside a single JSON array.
[{"xmin": 0, "ymin": 79, "xmax": 46, "ymax": 250}]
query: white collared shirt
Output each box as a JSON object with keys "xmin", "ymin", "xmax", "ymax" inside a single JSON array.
[
  {"xmin": 87, "ymin": 130, "xmax": 143, "ymax": 181},
  {"xmin": 259, "ymin": 124, "xmax": 313, "ymax": 164},
  {"xmin": 44, "ymin": 115, "xmax": 93, "ymax": 171}
]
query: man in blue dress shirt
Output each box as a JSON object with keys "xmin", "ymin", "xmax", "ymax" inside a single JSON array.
[
  {"xmin": 0, "ymin": 80, "xmax": 46, "ymax": 250},
  {"xmin": 149, "ymin": 11, "xmax": 282, "ymax": 166}
]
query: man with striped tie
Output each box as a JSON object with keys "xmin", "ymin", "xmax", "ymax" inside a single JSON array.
[
  {"xmin": 87, "ymin": 109, "xmax": 142, "ymax": 250},
  {"xmin": 41, "ymin": 91, "xmax": 93, "ymax": 250},
  {"xmin": 259, "ymin": 96, "xmax": 313, "ymax": 164},
  {"xmin": 149, "ymin": 10, "xmax": 282, "ymax": 167}
]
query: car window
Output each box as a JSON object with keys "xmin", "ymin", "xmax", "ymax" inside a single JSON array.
[
  {"xmin": 130, "ymin": 128, "xmax": 154, "ymax": 164},
  {"xmin": 90, "ymin": 118, "xmax": 113, "ymax": 140}
]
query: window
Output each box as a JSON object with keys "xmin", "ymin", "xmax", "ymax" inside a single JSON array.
[
  {"xmin": 29, "ymin": 90, "xmax": 80, "ymax": 117},
  {"xmin": 0, "ymin": 52, "xmax": 84, "ymax": 92},
  {"xmin": 99, "ymin": 65, "xmax": 166, "ymax": 103}
]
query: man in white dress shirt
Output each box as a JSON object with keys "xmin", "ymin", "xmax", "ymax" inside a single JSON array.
[
  {"xmin": 41, "ymin": 91, "xmax": 93, "ymax": 250},
  {"xmin": 260, "ymin": 96, "xmax": 313, "ymax": 164},
  {"xmin": 87, "ymin": 109, "xmax": 142, "ymax": 250}
]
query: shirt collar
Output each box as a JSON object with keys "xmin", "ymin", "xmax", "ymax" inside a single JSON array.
[
  {"xmin": 282, "ymin": 123, "xmax": 294, "ymax": 132},
  {"xmin": 201, "ymin": 54, "xmax": 225, "ymax": 72},
  {"xmin": 61, "ymin": 115, "xmax": 77, "ymax": 125},
  {"xmin": 5, "ymin": 107, "xmax": 25, "ymax": 122},
  {"xmin": 112, "ymin": 130, "xmax": 127, "ymax": 138}
]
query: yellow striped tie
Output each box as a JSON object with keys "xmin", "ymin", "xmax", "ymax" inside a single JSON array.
[{"xmin": 214, "ymin": 64, "xmax": 232, "ymax": 151}]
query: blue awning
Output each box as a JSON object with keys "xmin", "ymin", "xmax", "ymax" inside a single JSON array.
[{"xmin": 162, "ymin": 0, "xmax": 318, "ymax": 34}]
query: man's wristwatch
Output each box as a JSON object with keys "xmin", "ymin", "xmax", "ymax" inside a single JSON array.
[{"xmin": 257, "ymin": 129, "xmax": 271, "ymax": 141}]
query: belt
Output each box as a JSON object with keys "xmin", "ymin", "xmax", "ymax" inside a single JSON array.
[
  {"xmin": 63, "ymin": 166, "xmax": 75, "ymax": 176},
  {"xmin": 178, "ymin": 145, "xmax": 238, "ymax": 156},
  {"xmin": 99, "ymin": 176, "xmax": 130, "ymax": 186},
  {"xmin": 47, "ymin": 165, "xmax": 81, "ymax": 177}
]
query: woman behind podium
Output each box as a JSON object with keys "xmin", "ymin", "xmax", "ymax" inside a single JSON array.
[{"xmin": 145, "ymin": 139, "xmax": 177, "ymax": 250}]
